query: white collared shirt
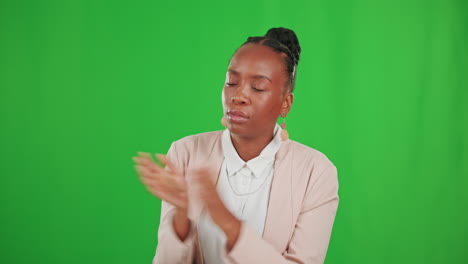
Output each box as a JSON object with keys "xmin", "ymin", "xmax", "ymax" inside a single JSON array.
[{"xmin": 198, "ymin": 124, "xmax": 282, "ymax": 264}]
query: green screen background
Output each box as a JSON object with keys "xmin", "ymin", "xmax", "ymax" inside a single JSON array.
[{"xmin": 1, "ymin": 0, "xmax": 467, "ymax": 263}]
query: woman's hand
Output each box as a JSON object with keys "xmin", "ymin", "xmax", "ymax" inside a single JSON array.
[
  {"xmin": 194, "ymin": 169, "xmax": 241, "ymax": 252},
  {"xmin": 133, "ymin": 152, "xmax": 191, "ymax": 241},
  {"xmin": 133, "ymin": 152, "xmax": 188, "ymax": 209}
]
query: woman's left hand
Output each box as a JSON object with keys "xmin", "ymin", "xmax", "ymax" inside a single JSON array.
[{"xmin": 194, "ymin": 168, "xmax": 241, "ymax": 252}]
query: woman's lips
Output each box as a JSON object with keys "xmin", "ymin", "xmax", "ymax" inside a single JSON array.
[{"xmin": 227, "ymin": 110, "xmax": 249, "ymax": 122}]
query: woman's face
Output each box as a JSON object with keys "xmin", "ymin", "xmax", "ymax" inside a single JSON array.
[{"xmin": 222, "ymin": 43, "xmax": 293, "ymax": 139}]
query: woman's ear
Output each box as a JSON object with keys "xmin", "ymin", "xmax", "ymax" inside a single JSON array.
[{"xmin": 281, "ymin": 92, "xmax": 294, "ymax": 117}]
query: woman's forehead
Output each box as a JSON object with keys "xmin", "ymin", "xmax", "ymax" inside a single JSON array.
[{"xmin": 227, "ymin": 43, "xmax": 286, "ymax": 79}]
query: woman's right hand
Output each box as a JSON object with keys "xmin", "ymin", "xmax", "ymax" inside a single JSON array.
[
  {"xmin": 133, "ymin": 152, "xmax": 191, "ymax": 241},
  {"xmin": 133, "ymin": 152, "xmax": 188, "ymax": 210}
]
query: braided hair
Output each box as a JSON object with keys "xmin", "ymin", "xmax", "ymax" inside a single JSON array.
[{"xmin": 241, "ymin": 27, "xmax": 301, "ymax": 92}]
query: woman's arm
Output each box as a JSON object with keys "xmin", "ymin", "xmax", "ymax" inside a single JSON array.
[
  {"xmin": 173, "ymin": 208, "xmax": 191, "ymax": 241},
  {"xmin": 135, "ymin": 142, "xmax": 197, "ymax": 264},
  {"xmin": 152, "ymin": 201, "xmax": 196, "ymax": 264},
  {"xmin": 197, "ymin": 164, "xmax": 339, "ymax": 264},
  {"xmin": 227, "ymin": 164, "xmax": 339, "ymax": 264},
  {"xmin": 193, "ymin": 168, "xmax": 242, "ymax": 252}
]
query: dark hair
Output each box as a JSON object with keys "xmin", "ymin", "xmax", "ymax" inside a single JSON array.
[{"xmin": 242, "ymin": 27, "xmax": 301, "ymax": 92}]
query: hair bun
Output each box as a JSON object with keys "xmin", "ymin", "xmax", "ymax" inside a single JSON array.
[{"xmin": 265, "ymin": 27, "xmax": 301, "ymax": 64}]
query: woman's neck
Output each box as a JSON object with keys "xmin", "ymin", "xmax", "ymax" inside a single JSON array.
[{"xmin": 230, "ymin": 130, "xmax": 274, "ymax": 162}]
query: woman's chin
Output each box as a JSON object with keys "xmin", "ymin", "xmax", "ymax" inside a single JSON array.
[{"xmin": 226, "ymin": 123, "xmax": 250, "ymax": 135}]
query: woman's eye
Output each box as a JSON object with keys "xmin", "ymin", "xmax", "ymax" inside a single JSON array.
[
  {"xmin": 226, "ymin": 83, "xmax": 237, "ymax": 86},
  {"xmin": 252, "ymin": 87, "xmax": 265, "ymax": 92}
]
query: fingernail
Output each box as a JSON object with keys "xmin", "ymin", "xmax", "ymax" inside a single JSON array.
[{"xmin": 132, "ymin": 157, "xmax": 139, "ymax": 163}]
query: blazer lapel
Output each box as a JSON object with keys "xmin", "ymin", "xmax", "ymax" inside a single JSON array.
[
  {"xmin": 262, "ymin": 140, "xmax": 294, "ymax": 252},
  {"xmin": 188, "ymin": 132, "xmax": 294, "ymax": 253},
  {"xmin": 187, "ymin": 131, "xmax": 225, "ymax": 223}
]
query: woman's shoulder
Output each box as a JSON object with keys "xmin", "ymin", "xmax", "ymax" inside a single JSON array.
[
  {"xmin": 283, "ymin": 140, "xmax": 338, "ymax": 199},
  {"xmin": 166, "ymin": 130, "xmax": 224, "ymax": 171},
  {"xmin": 284, "ymin": 139, "xmax": 336, "ymax": 169},
  {"xmin": 170, "ymin": 130, "xmax": 224, "ymax": 150}
]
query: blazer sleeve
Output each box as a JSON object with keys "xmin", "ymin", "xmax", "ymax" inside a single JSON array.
[
  {"xmin": 152, "ymin": 142, "xmax": 197, "ymax": 264},
  {"xmin": 224, "ymin": 164, "xmax": 339, "ymax": 264}
]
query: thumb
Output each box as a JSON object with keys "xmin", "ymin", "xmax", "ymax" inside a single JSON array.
[{"xmin": 155, "ymin": 153, "xmax": 182, "ymax": 176}]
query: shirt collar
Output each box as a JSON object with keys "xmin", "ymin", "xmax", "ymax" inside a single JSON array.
[{"xmin": 221, "ymin": 123, "xmax": 282, "ymax": 178}]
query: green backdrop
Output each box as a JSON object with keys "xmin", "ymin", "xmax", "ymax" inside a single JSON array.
[{"xmin": 1, "ymin": 0, "xmax": 467, "ymax": 263}]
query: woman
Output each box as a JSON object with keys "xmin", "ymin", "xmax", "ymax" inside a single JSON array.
[{"xmin": 133, "ymin": 27, "xmax": 339, "ymax": 264}]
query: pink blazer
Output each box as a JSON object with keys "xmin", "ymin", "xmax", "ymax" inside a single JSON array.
[{"xmin": 152, "ymin": 130, "xmax": 339, "ymax": 264}]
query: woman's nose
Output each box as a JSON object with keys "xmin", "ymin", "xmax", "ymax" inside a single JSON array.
[
  {"xmin": 230, "ymin": 87, "xmax": 250, "ymax": 105},
  {"xmin": 231, "ymin": 95, "xmax": 247, "ymax": 104}
]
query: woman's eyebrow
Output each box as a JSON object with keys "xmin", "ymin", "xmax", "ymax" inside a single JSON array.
[
  {"xmin": 227, "ymin": 69, "xmax": 272, "ymax": 83},
  {"xmin": 227, "ymin": 69, "xmax": 240, "ymax": 75},
  {"xmin": 252, "ymin": 74, "xmax": 272, "ymax": 83}
]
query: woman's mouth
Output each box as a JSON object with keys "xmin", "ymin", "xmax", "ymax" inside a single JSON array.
[{"xmin": 227, "ymin": 110, "xmax": 249, "ymax": 123}]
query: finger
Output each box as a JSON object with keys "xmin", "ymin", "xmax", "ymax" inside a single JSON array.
[
  {"xmin": 156, "ymin": 154, "xmax": 182, "ymax": 176},
  {"xmin": 133, "ymin": 156, "xmax": 151, "ymax": 166},
  {"xmin": 134, "ymin": 164, "xmax": 144, "ymax": 176},
  {"xmin": 138, "ymin": 168, "xmax": 187, "ymax": 194},
  {"xmin": 140, "ymin": 175, "xmax": 157, "ymax": 188},
  {"xmin": 135, "ymin": 165, "xmax": 154, "ymax": 180},
  {"xmin": 140, "ymin": 178, "xmax": 188, "ymax": 209},
  {"xmin": 134, "ymin": 156, "xmax": 164, "ymax": 174},
  {"xmin": 137, "ymin": 152, "xmax": 155, "ymax": 162},
  {"xmin": 145, "ymin": 160, "xmax": 165, "ymax": 174},
  {"xmin": 137, "ymin": 152, "xmax": 164, "ymax": 172},
  {"xmin": 135, "ymin": 165, "xmax": 165, "ymax": 183},
  {"xmin": 136, "ymin": 169, "xmax": 182, "ymax": 197},
  {"xmin": 140, "ymin": 179, "xmax": 162, "ymax": 197},
  {"xmin": 156, "ymin": 171, "xmax": 187, "ymax": 193}
]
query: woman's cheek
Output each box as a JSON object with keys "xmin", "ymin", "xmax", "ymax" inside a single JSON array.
[{"xmin": 221, "ymin": 88, "xmax": 229, "ymax": 104}]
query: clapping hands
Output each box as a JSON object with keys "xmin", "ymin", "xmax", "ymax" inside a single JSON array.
[
  {"xmin": 133, "ymin": 152, "xmax": 188, "ymax": 210},
  {"xmin": 132, "ymin": 151, "xmax": 240, "ymax": 250}
]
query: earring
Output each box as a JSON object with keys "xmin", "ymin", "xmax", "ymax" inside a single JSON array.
[
  {"xmin": 280, "ymin": 117, "xmax": 289, "ymax": 141},
  {"xmin": 221, "ymin": 116, "xmax": 227, "ymax": 127}
]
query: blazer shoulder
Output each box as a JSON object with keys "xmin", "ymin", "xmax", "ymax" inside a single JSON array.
[
  {"xmin": 286, "ymin": 139, "xmax": 336, "ymax": 170},
  {"xmin": 286, "ymin": 140, "xmax": 339, "ymax": 214},
  {"xmin": 171, "ymin": 130, "xmax": 224, "ymax": 152}
]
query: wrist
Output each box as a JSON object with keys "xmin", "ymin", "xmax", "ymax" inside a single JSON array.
[
  {"xmin": 224, "ymin": 218, "xmax": 241, "ymax": 252},
  {"xmin": 218, "ymin": 212, "xmax": 241, "ymax": 252},
  {"xmin": 173, "ymin": 208, "xmax": 190, "ymax": 241}
]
